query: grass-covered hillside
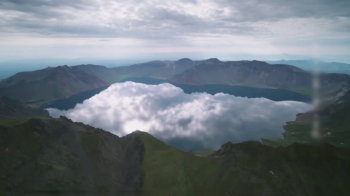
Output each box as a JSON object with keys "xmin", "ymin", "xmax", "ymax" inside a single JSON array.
[
  {"xmin": 262, "ymin": 99, "xmax": 350, "ymax": 148},
  {"xmin": 0, "ymin": 116, "xmax": 145, "ymax": 195},
  {"xmin": 2, "ymin": 117, "xmax": 350, "ymax": 196},
  {"xmin": 137, "ymin": 131, "xmax": 350, "ymax": 196}
]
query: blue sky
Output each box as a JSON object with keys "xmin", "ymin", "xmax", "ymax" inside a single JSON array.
[{"xmin": 0, "ymin": 0, "xmax": 350, "ymax": 66}]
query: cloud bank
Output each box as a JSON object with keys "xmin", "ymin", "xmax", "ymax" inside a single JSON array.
[
  {"xmin": 48, "ymin": 82, "xmax": 311, "ymax": 150},
  {"xmin": 0, "ymin": 0, "xmax": 349, "ymax": 62}
]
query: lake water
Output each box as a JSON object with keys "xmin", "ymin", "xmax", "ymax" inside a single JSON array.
[
  {"xmin": 42, "ymin": 77, "xmax": 310, "ymax": 110},
  {"xmin": 45, "ymin": 79, "xmax": 311, "ymax": 151}
]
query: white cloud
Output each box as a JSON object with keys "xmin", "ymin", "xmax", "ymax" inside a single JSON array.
[
  {"xmin": 0, "ymin": 0, "xmax": 350, "ymax": 62},
  {"xmin": 48, "ymin": 82, "xmax": 311, "ymax": 150}
]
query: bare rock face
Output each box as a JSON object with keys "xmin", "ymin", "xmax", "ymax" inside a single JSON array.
[{"xmin": 168, "ymin": 59, "xmax": 350, "ymax": 104}]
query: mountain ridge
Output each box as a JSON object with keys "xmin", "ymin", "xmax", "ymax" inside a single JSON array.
[
  {"xmin": 0, "ymin": 65, "xmax": 109, "ymax": 107},
  {"xmin": 2, "ymin": 58, "xmax": 350, "ymax": 108},
  {"xmin": 0, "ymin": 59, "xmax": 197, "ymax": 106},
  {"xmin": 267, "ymin": 60, "xmax": 350, "ymax": 75}
]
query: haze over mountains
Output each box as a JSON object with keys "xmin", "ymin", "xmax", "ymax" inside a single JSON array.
[
  {"xmin": 268, "ymin": 60, "xmax": 350, "ymax": 75},
  {"xmin": 2, "ymin": 58, "xmax": 350, "ymax": 80}
]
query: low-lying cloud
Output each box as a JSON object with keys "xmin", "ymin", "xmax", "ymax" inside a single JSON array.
[{"xmin": 48, "ymin": 82, "xmax": 311, "ymax": 150}]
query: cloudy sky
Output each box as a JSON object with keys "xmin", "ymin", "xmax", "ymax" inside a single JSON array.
[
  {"xmin": 48, "ymin": 82, "xmax": 311, "ymax": 150},
  {"xmin": 1, "ymin": 0, "xmax": 350, "ymax": 64}
]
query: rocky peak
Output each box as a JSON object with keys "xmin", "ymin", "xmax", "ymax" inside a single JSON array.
[
  {"xmin": 175, "ymin": 58, "xmax": 193, "ymax": 65},
  {"xmin": 205, "ymin": 58, "xmax": 221, "ymax": 64},
  {"xmin": 58, "ymin": 65, "xmax": 70, "ymax": 68}
]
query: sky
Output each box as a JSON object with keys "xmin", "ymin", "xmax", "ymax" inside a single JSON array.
[
  {"xmin": 48, "ymin": 82, "xmax": 311, "ymax": 150},
  {"xmin": 0, "ymin": 0, "xmax": 350, "ymax": 66}
]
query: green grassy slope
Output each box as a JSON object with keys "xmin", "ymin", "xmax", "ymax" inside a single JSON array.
[
  {"xmin": 2, "ymin": 119, "xmax": 350, "ymax": 196},
  {"xmin": 0, "ymin": 96, "xmax": 50, "ymax": 120},
  {"xmin": 0, "ymin": 98, "xmax": 144, "ymax": 195},
  {"xmin": 1, "ymin": 95, "xmax": 350, "ymax": 196},
  {"xmin": 137, "ymin": 132, "xmax": 350, "ymax": 196},
  {"xmin": 262, "ymin": 100, "xmax": 350, "ymax": 148},
  {"xmin": 0, "ymin": 117, "xmax": 145, "ymax": 195}
]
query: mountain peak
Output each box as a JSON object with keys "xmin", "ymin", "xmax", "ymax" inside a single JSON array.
[
  {"xmin": 58, "ymin": 65, "xmax": 70, "ymax": 69},
  {"xmin": 205, "ymin": 58, "xmax": 221, "ymax": 64},
  {"xmin": 175, "ymin": 58, "xmax": 193, "ymax": 65}
]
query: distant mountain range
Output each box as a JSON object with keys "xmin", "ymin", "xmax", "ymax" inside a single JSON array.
[
  {"xmin": 1, "ymin": 58, "xmax": 350, "ymax": 107},
  {"xmin": 267, "ymin": 60, "xmax": 350, "ymax": 75},
  {"xmin": 0, "ymin": 59, "xmax": 195, "ymax": 107},
  {"xmin": 1, "ymin": 98, "xmax": 350, "ymax": 195}
]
